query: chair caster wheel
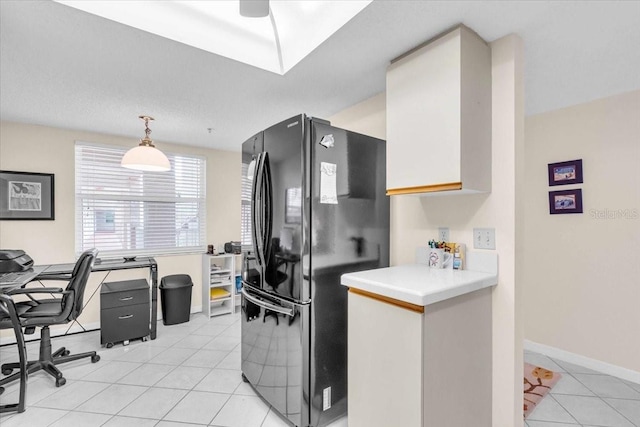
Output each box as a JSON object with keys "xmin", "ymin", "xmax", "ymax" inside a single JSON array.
[
  {"xmin": 0, "ymin": 386, "xmax": 4, "ymax": 395},
  {"xmin": 2, "ymin": 368, "xmax": 13, "ymax": 375},
  {"xmin": 56, "ymin": 377, "xmax": 66, "ymax": 387},
  {"xmin": 106, "ymin": 343, "xmax": 113, "ymax": 349},
  {"xmin": 91, "ymin": 355, "xmax": 100, "ymax": 363},
  {"xmin": 62, "ymin": 350, "xmax": 70, "ymax": 356}
]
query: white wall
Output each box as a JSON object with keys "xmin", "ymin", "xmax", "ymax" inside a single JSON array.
[
  {"xmin": 524, "ymin": 90, "xmax": 640, "ymax": 372},
  {"xmin": 330, "ymin": 34, "xmax": 525, "ymax": 427},
  {"xmin": 0, "ymin": 121, "xmax": 240, "ymax": 339}
]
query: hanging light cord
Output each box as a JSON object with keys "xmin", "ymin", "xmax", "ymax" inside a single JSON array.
[{"xmin": 139, "ymin": 115, "xmax": 156, "ymax": 147}]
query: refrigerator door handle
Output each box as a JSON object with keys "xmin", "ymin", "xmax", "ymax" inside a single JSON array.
[
  {"xmin": 242, "ymin": 287, "xmax": 294, "ymax": 317},
  {"xmin": 250, "ymin": 153, "xmax": 260, "ymax": 265},
  {"xmin": 262, "ymin": 152, "xmax": 273, "ymax": 265},
  {"xmin": 252, "ymin": 153, "xmax": 266, "ymax": 269}
]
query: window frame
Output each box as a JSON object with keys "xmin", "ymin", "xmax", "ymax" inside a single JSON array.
[{"xmin": 75, "ymin": 141, "xmax": 207, "ymax": 258}]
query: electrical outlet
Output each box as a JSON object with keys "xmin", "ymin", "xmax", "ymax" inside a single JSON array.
[
  {"xmin": 438, "ymin": 227, "xmax": 450, "ymax": 242},
  {"xmin": 473, "ymin": 228, "xmax": 496, "ymax": 250}
]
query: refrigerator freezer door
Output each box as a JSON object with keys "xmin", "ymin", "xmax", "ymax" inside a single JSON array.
[
  {"xmin": 241, "ymin": 286, "xmax": 310, "ymax": 427},
  {"xmin": 307, "ymin": 121, "xmax": 390, "ymax": 427}
]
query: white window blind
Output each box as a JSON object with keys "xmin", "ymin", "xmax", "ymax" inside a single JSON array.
[
  {"xmin": 75, "ymin": 142, "xmax": 206, "ymax": 257},
  {"xmin": 241, "ymin": 162, "xmax": 252, "ymax": 246}
]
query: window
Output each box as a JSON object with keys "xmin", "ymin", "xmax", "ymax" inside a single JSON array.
[
  {"xmin": 241, "ymin": 162, "xmax": 252, "ymax": 246},
  {"xmin": 75, "ymin": 142, "xmax": 206, "ymax": 257}
]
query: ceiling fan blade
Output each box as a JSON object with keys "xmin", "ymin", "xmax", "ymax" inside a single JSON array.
[{"xmin": 239, "ymin": 0, "xmax": 270, "ymax": 18}]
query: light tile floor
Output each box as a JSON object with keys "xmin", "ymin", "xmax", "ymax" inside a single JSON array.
[
  {"xmin": 0, "ymin": 313, "xmax": 637, "ymax": 426},
  {"xmin": 524, "ymin": 350, "xmax": 640, "ymax": 427},
  {"xmin": 0, "ymin": 312, "xmax": 345, "ymax": 427}
]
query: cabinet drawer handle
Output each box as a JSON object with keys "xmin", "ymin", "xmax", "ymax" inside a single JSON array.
[
  {"xmin": 118, "ymin": 314, "xmax": 134, "ymax": 320},
  {"xmin": 119, "ymin": 296, "xmax": 134, "ymax": 301}
]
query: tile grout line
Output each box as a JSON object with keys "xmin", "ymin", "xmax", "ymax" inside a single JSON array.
[
  {"xmin": 596, "ymin": 394, "xmax": 640, "ymax": 426},
  {"xmin": 126, "ymin": 316, "xmax": 237, "ymax": 425},
  {"xmin": 545, "ymin": 392, "xmax": 582, "ymax": 425},
  {"xmin": 564, "ymin": 371, "xmax": 638, "ymax": 427}
]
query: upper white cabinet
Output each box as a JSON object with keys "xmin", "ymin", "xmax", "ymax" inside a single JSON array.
[{"xmin": 386, "ymin": 25, "xmax": 491, "ymax": 195}]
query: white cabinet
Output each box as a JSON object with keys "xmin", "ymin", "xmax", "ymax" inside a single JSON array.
[
  {"xmin": 348, "ymin": 291, "xmax": 423, "ymax": 427},
  {"xmin": 386, "ymin": 24, "xmax": 491, "ymax": 195},
  {"xmin": 202, "ymin": 254, "xmax": 236, "ymax": 317},
  {"xmin": 347, "ymin": 288, "xmax": 492, "ymax": 427}
]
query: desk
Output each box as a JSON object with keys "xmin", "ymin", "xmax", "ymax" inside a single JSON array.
[{"xmin": 37, "ymin": 257, "xmax": 159, "ymax": 340}]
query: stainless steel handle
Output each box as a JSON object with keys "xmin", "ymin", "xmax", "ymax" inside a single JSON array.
[
  {"xmin": 118, "ymin": 314, "xmax": 134, "ymax": 320},
  {"xmin": 119, "ymin": 296, "xmax": 133, "ymax": 301},
  {"xmin": 250, "ymin": 154, "xmax": 262, "ymax": 268},
  {"xmin": 254, "ymin": 153, "xmax": 267, "ymax": 269},
  {"xmin": 262, "ymin": 153, "xmax": 273, "ymax": 265},
  {"xmin": 241, "ymin": 288, "xmax": 294, "ymax": 317}
]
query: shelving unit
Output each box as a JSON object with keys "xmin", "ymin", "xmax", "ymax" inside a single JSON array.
[
  {"xmin": 202, "ymin": 254, "xmax": 235, "ymax": 317},
  {"xmin": 234, "ymin": 253, "xmax": 242, "ymax": 311}
]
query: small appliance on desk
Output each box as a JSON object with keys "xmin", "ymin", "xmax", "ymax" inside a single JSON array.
[
  {"xmin": 0, "ymin": 249, "xmax": 33, "ymax": 273},
  {"xmin": 224, "ymin": 241, "xmax": 241, "ymax": 254}
]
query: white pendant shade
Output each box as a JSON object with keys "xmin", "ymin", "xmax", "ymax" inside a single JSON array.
[
  {"xmin": 121, "ymin": 145, "xmax": 171, "ymax": 171},
  {"xmin": 122, "ymin": 115, "xmax": 171, "ymax": 172}
]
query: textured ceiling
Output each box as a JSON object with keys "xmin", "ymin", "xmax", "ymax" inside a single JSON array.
[{"xmin": 1, "ymin": 0, "xmax": 639, "ymax": 152}]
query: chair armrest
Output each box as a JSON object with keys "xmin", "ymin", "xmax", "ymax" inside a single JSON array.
[
  {"xmin": 33, "ymin": 274, "xmax": 72, "ymax": 281},
  {"xmin": 8, "ymin": 287, "xmax": 65, "ymax": 296}
]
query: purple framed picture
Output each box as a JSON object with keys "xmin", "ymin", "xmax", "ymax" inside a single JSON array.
[
  {"xmin": 549, "ymin": 188, "xmax": 583, "ymax": 215},
  {"xmin": 548, "ymin": 159, "xmax": 583, "ymax": 186}
]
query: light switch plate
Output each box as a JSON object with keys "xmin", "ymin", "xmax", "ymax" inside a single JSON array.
[
  {"xmin": 438, "ymin": 227, "xmax": 450, "ymax": 242},
  {"xmin": 473, "ymin": 228, "xmax": 496, "ymax": 250}
]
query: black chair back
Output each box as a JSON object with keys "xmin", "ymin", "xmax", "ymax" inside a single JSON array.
[{"xmin": 64, "ymin": 249, "xmax": 98, "ymax": 321}]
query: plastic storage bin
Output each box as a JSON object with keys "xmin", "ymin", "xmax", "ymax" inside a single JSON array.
[{"xmin": 159, "ymin": 274, "xmax": 193, "ymax": 325}]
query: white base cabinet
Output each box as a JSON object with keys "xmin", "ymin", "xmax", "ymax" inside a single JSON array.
[
  {"xmin": 202, "ymin": 254, "xmax": 236, "ymax": 317},
  {"xmin": 347, "ymin": 288, "xmax": 492, "ymax": 427}
]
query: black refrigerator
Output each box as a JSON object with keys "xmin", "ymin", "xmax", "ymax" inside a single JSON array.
[{"xmin": 240, "ymin": 114, "xmax": 389, "ymax": 427}]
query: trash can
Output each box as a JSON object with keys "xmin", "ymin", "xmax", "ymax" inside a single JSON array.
[{"xmin": 159, "ymin": 274, "xmax": 193, "ymax": 325}]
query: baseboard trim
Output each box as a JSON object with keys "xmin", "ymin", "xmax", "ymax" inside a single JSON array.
[
  {"xmin": 0, "ymin": 306, "xmax": 204, "ymax": 346},
  {"xmin": 524, "ymin": 339, "xmax": 640, "ymax": 384}
]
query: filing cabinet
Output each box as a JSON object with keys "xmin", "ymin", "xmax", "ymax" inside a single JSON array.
[{"xmin": 100, "ymin": 279, "xmax": 150, "ymax": 348}]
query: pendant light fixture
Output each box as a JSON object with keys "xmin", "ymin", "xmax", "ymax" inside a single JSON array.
[{"xmin": 121, "ymin": 115, "xmax": 171, "ymax": 172}]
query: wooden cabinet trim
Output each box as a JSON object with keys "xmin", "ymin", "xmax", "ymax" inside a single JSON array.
[
  {"xmin": 349, "ymin": 288, "xmax": 424, "ymax": 314},
  {"xmin": 386, "ymin": 182, "xmax": 463, "ymax": 196}
]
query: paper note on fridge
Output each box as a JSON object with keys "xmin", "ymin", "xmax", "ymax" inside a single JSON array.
[{"xmin": 320, "ymin": 162, "xmax": 338, "ymax": 204}]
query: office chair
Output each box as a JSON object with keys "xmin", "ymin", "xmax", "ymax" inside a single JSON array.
[
  {"xmin": 0, "ymin": 249, "xmax": 100, "ymax": 387},
  {"xmin": 0, "ymin": 294, "xmax": 29, "ymax": 413}
]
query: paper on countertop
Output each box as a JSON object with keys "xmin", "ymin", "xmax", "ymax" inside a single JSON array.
[{"xmin": 320, "ymin": 162, "xmax": 338, "ymax": 204}]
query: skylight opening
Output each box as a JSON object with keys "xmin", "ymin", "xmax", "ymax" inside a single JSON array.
[{"xmin": 55, "ymin": 0, "xmax": 372, "ymax": 75}]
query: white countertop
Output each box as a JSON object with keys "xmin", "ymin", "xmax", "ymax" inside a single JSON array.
[{"xmin": 341, "ymin": 263, "xmax": 498, "ymax": 306}]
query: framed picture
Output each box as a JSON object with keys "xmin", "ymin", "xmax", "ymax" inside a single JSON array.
[
  {"xmin": 548, "ymin": 159, "xmax": 583, "ymax": 186},
  {"xmin": 0, "ymin": 170, "xmax": 55, "ymax": 220},
  {"xmin": 549, "ymin": 188, "xmax": 583, "ymax": 215}
]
